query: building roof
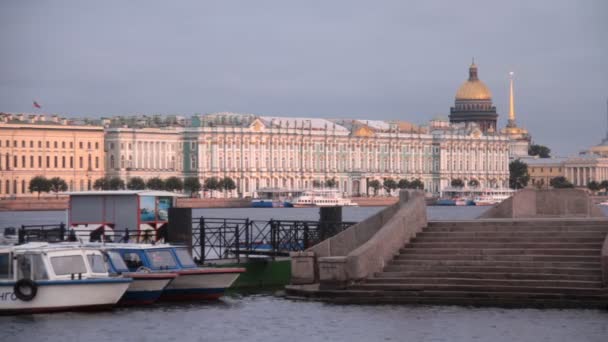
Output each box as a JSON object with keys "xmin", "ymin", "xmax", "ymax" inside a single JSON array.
[
  {"xmin": 67, "ymin": 190, "xmax": 183, "ymax": 197},
  {"xmin": 455, "ymin": 63, "xmax": 492, "ymax": 100}
]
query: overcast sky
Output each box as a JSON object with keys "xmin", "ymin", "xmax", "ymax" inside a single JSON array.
[{"xmin": 1, "ymin": 0, "xmax": 607, "ymax": 156}]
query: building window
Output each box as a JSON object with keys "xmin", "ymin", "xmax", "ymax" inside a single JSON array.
[
  {"xmin": 29, "ymin": 141, "xmax": 33, "ymax": 148},
  {"xmin": 46, "ymin": 141, "xmax": 49, "ymax": 148},
  {"xmin": 21, "ymin": 180, "xmax": 26, "ymax": 194},
  {"xmin": 22, "ymin": 140, "xmax": 25, "ymax": 148},
  {"xmin": 79, "ymin": 142, "xmax": 83, "ymax": 149},
  {"xmin": 79, "ymin": 156, "xmax": 83, "ymax": 168},
  {"xmin": 54, "ymin": 156, "xmax": 58, "ymax": 168},
  {"xmin": 62, "ymin": 156, "xmax": 66, "ymax": 168},
  {"xmin": 88, "ymin": 142, "xmax": 91, "ymax": 149},
  {"xmin": 30, "ymin": 156, "xmax": 34, "ymax": 168},
  {"xmin": 95, "ymin": 142, "xmax": 99, "ymax": 149},
  {"xmin": 95, "ymin": 156, "xmax": 99, "ymax": 169},
  {"xmin": 70, "ymin": 142, "xmax": 73, "ymax": 148},
  {"xmin": 46, "ymin": 156, "xmax": 50, "ymax": 168},
  {"xmin": 110, "ymin": 155, "xmax": 114, "ymax": 169},
  {"xmin": 54, "ymin": 141, "xmax": 58, "ymax": 148},
  {"xmin": 62, "ymin": 141, "xmax": 65, "ymax": 148},
  {"xmin": 70, "ymin": 156, "xmax": 73, "ymax": 168},
  {"xmin": 38, "ymin": 141, "xmax": 41, "ymax": 148},
  {"xmin": 38, "ymin": 156, "xmax": 42, "ymax": 167},
  {"xmin": 14, "ymin": 155, "xmax": 17, "ymax": 168},
  {"xmin": 21, "ymin": 156, "xmax": 25, "ymax": 168}
]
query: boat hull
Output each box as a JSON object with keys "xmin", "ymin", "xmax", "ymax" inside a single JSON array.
[
  {"xmin": 160, "ymin": 268, "xmax": 244, "ymax": 301},
  {"xmin": 119, "ymin": 273, "xmax": 176, "ymax": 305},
  {"xmin": 0, "ymin": 278, "xmax": 131, "ymax": 314}
]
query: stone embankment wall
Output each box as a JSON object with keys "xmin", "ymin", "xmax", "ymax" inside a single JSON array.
[
  {"xmin": 0, "ymin": 197, "xmax": 69, "ymax": 211},
  {"xmin": 479, "ymin": 188, "xmax": 606, "ymax": 219},
  {"xmin": 291, "ymin": 190, "xmax": 427, "ymax": 288}
]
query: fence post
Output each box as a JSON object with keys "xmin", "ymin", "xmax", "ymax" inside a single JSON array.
[
  {"xmin": 270, "ymin": 219, "xmax": 277, "ymax": 260},
  {"xmin": 200, "ymin": 217, "xmax": 205, "ymax": 263},
  {"xmin": 59, "ymin": 222, "xmax": 65, "ymax": 241},
  {"xmin": 18, "ymin": 225, "xmax": 25, "ymax": 244},
  {"xmin": 235, "ymin": 220, "xmax": 240, "ymax": 263},
  {"xmin": 245, "ymin": 218, "xmax": 250, "ymax": 253},
  {"xmin": 303, "ymin": 222, "xmax": 309, "ymax": 249}
]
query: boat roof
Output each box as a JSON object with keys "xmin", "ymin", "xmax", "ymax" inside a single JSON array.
[
  {"xmin": 67, "ymin": 190, "xmax": 183, "ymax": 197},
  {"xmin": 82, "ymin": 242, "xmax": 187, "ymax": 250},
  {"xmin": 1, "ymin": 242, "xmax": 102, "ymax": 254}
]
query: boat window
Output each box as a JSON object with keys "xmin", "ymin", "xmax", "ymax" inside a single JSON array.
[
  {"xmin": 0, "ymin": 253, "xmax": 10, "ymax": 279},
  {"xmin": 174, "ymin": 248, "xmax": 196, "ymax": 267},
  {"xmin": 87, "ymin": 254, "xmax": 107, "ymax": 273},
  {"xmin": 17, "ymin": 254, "xmax": 49, "ymax": 280},
  {"xmin": 145, "ymin": 250, "xmax": 177, "ymax": 269},
  {"xmin": 50, "ymin": 255, "xmax": 87, "ymax": 276},
  {"xmin": 122, "ymin": 252, "xmax": 144, "ymax": 269},
  {"xmin": 108, "ymin": 251, "xmax": 129, "ymax": 271}
]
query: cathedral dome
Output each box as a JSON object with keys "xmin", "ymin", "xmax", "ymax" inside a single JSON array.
[{"xmin": 455, "ymin": 63, "xmax": 492, "ymax": 100}]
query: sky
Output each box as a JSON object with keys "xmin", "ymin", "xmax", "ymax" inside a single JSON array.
[{"xmin": 1, "ymin": 0, "xmax": 607, "ymax": 156}]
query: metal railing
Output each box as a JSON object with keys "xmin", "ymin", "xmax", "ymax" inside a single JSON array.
[
  {"xmin": 17, "ymin": 223, "xmax": 166, "ymax": 245},
  {"xmin": 193, "ymin": 217, "xmax": 355, "ymax": 263}
]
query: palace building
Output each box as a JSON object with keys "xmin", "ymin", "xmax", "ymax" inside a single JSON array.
[{"xmin": 0, "ymin": 113, "xmax": 105, "ymax": 197}]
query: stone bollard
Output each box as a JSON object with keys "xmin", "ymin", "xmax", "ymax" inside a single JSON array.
[{"xmin": 290, "ymin": 251, "xmax": 317, "ymax": 285}]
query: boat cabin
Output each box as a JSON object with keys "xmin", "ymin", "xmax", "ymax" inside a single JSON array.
[
  {"xmin": 67, "ymin": 191, "xmax": 181, "ymax": 243},
  {"xmin": 100, "ymin": 244, "xmax": 196, "ymax": 273}
]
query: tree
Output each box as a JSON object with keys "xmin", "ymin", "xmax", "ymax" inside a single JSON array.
[
  {"xmin": 397, "ymin": 179, "xmax": 410, "ymax": 189},
  {"xmin": 165, "ymin": 176, "xmax": 184, "ymax": 192},
  {"xmin": 383, "ymin": 178, "xmax": 397, "ymax": 195},
  {"xmin": 528, "ymin": 144, "xmax": 551, "ymax": 158},
  {"xmin": 451, "ymin": 178, "xmax": 464, "ymax": 188},
  {"xmin": 184, "ymin": 177, "xmax": 202, "ymax": 197},
  {"xmin": 550, "ymin": 176, "xmax": 574, "ymax": 189},
  {"xmin": 204, "ymin": 177, "xmax": 219, "ymax": 198},
  {"xmin": 325, "ymin": 177, "xmax": 337, "ymax": 188},
  {"xmin": 587, "ymin": 180, "xmax": 601, "ymax": 193},
  {"xmin": 509, "ymin": 159, "xmax": 530, "ymax": 189},
  {"xmin": 468, "ymin": 179, "xmax": 480, "ymax": 188},
  {"xmin": 127, "ymin": 177, "xmax": 146, "ymax": 190},
  {"xmin": 600, "ymin": 180, "xmax": 608, "ymax": 193},
  {"xmin": 408, "ymin": 179, "xmax": 424, "ymax": 190},
  {"xmin": 218, "ymin": 177, "xmax": 236, "ymax": 197},
  {"xmin": 93, "ymin": 177, "xmax": 109, "ymax": 190},
  {"xmin": 146, "ymin": 177, "xmax": 165, "ymax": 190},
  {"xmin": 312, "ymin": 180, "xmax": 322, "ymax": 188},
  {"xmin": 108, "ymin": 176, "xmax": 125, "ymax": 190},
  {"xmin": 29, "ymin": 176, "xmax": 51, "ymax": 199},
  {"xmin": 48, "ymin": 177, "xmax": 68, "ymax": 198},
  {"xmin": 368, "ymin": 179, "xmax": 381, "ymax": 196}
]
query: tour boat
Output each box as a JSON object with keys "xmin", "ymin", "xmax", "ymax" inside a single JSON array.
[
  {"xmin": 93, "ymin": 246, "xmax": 178, "ymax": 305},
  {"xmin": 289, "ymin": 189, "xmax": 356, "ymax": 208},
  {"xmin": 0, "ymin": 243, "xmax": 132, "ymax": 314},
  {"xmin": 251, "ymin": 188, "xmax": 301, "ymax": 208},
  {"xmin": 103, "ymin": 244, "xmax": 245, "ymax": 301}
]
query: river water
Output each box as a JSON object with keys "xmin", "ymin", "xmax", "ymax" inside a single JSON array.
[{"xmin": 1, "ymin": 207, "xmax": 607, "ymax": 341}]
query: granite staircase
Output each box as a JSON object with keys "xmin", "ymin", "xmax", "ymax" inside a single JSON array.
[{"xmin": 343, "ymin": 219, "xmax": 608, "ymax": 308}]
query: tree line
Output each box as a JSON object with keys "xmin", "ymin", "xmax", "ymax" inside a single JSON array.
[{"xmin": 90, "ymin": 176, "xmax": 237, "ymax": 197}]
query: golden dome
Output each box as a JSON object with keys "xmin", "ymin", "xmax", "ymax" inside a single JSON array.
[{"xmin": 455, "ymin": 63, "xmax": 493, "ymax": 100}]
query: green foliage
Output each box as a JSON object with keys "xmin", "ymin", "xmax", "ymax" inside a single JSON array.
[
  {"xmin": 325, "ymin": 177, "xmax": 337, "ymax": 188},
  {"xmin": 108, "ymin": 177, "xmax": 125, "ymax": 190},
  {"xmin": 49, "ymin": 177, "xmax": 68, "ymax": 198},
  {"xmin": 451, "ymin": 178, "xmax": 464, "ymax": 188},
  {"xmin": 146, "ymin": 177, "xmax": 165, "ymax": 190},
  {"xmin": 29, "ymin": 176, "xmax": 51, "ymax": 198},
  {"xmin": 397, "ymin": 179, "xmax": 410, "ymax": 189},
  {"xmin": 468, "ymin": 179, "xmax": 480, "ymax": 187},
  {"xmin": 204, "ymin": 177, "xmax": 220, "ymax": 197},
  {"xmin": 587, "ymin": 180, "xmax": 601, "ymax": 192},
  {"xmin": 600, "ymin": 180, "xmax": 608, "ymax": 192},
  {"xmin": 165, "ymin": 177, "xmax": 184, "ymax": 192},
  {"xmin": 550, "ymin": 176, "xmax": 574, "ymax": 189},
  {"xmin": 218, "ymin": 177, "xmax": 236, "ymax": 197},
  {"xmin": 312, "ymin": 180, "xmax": 322, "ymax": 188},
  {"xmin": 509, "ymin": 160, "xmax": 530, "ymax": 189},
  {"xmin": 408, "ymin": 179, "xmax": 424, "ymax": 190},
  {"xmin": 528, "ymin": 144, "xmax": 551, "ymax": 158},
  {"xmin": 127, "ymin": 177, "xmax": 146, "ymax": 190},
  {"xmin": 93, "ymin": 177, "xmax": 109, "ymax": 190},
  {"xmin": 368, "ymin": 179, "xmax": 381, "ymax": 195},
  {"xmin": 184, "ymin": 177, "xmax": 202, "ymax": 197},
  {"xmin": 383, "ymin": 178, "xmax": 397, "ymax": 193}
]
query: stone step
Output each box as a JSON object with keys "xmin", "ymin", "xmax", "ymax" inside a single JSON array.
[
  {"xmin": 321, "ymin": 292, "xmax": 608, "ymax": 309},
  {"xmin": 375, "ymin": 270, "xmax": 602, "ymax": 281},
  {"xmin": 398, "ymin": 248, "xmax": 601, "ymax": 256},
  {"xmin": 388, "ymin": 259, "xmax": 601, "ymax": 269},
  {"xmin": 348, "ymin": 283, "xmax": 606, "ymax": 295},
  {"xmin": 428, "ymin": 220, "xmax": 608, "ymax": 227},
  {"xmin": 411, "ymin": 237, "xmax": 603, "ymax": 243},
  {"xmin": 382, "ymin": 265, "xmax": 601, "ymax": 276},
  {"xmin": 425, "ymin": 226, "xmax": 608, "ymax": 232},
  {"xmin": 415, "ymin": 231, "xmax": 607, "ymax": 239},
  {"xmin": 363, "ymin": 277, "xmax": 602, "ymax": 288},
  {"xmin": 393, "ymin": 253, "xmax": 600, "ymax": 262},
  {"xmin": 403, "ymin": 242, "xmax": 603, "ymax": 249}
]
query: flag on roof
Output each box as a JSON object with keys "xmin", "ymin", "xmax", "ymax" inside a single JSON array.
[{"xmin": 33, "ymin": 101, "xmax": 41, "ymax": 109}]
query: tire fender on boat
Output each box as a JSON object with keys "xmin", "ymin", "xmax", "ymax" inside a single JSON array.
[{"xmin": 14, "ymin": 279, "xmax": 38, "ymax": 302}]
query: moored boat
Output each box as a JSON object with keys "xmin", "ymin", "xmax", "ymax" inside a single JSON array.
[
  {"xmin": 289, "ymin": 189, "xmax": 356, "ymax": 207},
  {"xmin": 0, "ymin": 243, "xmax": 131, "ymax": 315},
  {"xmin": 105, "ymin": 244, "xmax": 245, "ymax": 301}
]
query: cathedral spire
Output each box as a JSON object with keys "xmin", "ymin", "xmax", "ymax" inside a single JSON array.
[
  {"xmin": 507, "ymin": 71, "xmax": 516, "ymax": 127},
  {"xmin": 468, "ymin": 59, "xmax": 478, "ymax": 81}
]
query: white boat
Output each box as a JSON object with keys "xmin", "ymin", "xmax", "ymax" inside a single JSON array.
[
  {"xmin": 99, "ymin": 244, "xmax": 245, "ymax": 301},
  {"xmin": 472, "ymin": 190, "xmax": 515, "ymax": 206},
  {"xmin": 0, "ymin": 243, "xmax": 132, "ymax": 314},
  {"xmin": 290, "ymin": 189, "xmax": 357, "ymax": 208},
  {"xmin": 598, "ymin": 201, "xmax": 608, "ymax": 206}
]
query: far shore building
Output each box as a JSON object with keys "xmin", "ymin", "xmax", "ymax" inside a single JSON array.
[{"xmin": 0, "ymin": 113, "xmax": 105, "ymax": 197}]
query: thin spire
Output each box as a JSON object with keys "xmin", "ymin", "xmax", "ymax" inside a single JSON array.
[{"xmin": 508, "ymin": 71, "xmax": 516, "ymax": 126}]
